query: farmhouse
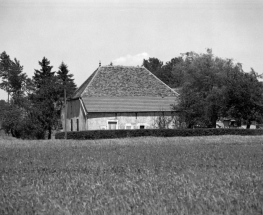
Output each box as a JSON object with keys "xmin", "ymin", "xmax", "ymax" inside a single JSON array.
[{"xmin": 62, "ymin": 65, "xmax": 179, "ymax": 131}]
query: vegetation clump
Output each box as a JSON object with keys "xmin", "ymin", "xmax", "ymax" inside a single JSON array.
[
  {"xmin": 143, "ymin": 49, "xmax": 263, "ymax": 128},
  {"xmin": 0, "ymin": 52, "xmax": 77, "ymax": 139},
  {"xmin": 55, "ymin": 128, "xmax": 263, "ymax": 140}
]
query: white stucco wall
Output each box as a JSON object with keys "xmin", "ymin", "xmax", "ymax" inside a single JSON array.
[
  {"xmin": 86, "ymin": 112, "xmax": 175, "ymax": 130},
  {"xmin": 62, "ymin": 104, "xmax": 177, "ymax": 131}
]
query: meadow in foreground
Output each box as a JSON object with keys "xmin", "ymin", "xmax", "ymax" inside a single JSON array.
[{"xmin": 0, "ymin": 135, "xmax": 263, "ymax": 214}]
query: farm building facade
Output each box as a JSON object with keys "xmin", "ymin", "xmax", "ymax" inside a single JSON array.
[{"xmin": 62, "ymin": 65, "xmax": 179, "ymax": 131}]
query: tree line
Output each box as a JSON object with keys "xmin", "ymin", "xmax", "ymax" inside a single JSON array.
[
  {"xmin": 0, "ymin": 51, "xmax": 77, "ymax": 139},
  {"xmin": 143, "ymin": 49, "xmax": 263, "ymax": 128}
]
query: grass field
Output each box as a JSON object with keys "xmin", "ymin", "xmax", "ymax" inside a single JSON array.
[{"xmin": 0, "ymin": 136, "xmax": 263, "ymax": 214}]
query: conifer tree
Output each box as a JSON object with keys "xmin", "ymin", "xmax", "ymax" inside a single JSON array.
[
  {"xmin": 57, "ymin": 62, "xmax": 77, "ymax": 99},
  {"xmin": 31, "ymin": 57, "xmax": 60, "ymax": 139},
  {"xmin": 57, "ymin": 62, "xmax": 77, "ymax": 139}
]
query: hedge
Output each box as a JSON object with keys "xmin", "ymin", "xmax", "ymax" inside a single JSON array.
[{"xmin": 55, "ymin": 128, "xmax": 263, "ymax": 140}]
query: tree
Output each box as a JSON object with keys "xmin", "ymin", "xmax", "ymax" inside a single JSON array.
[
  {"xmin": 152, "ymin": 111, "xmax": 176, "ymax": 129},
  {"xmin": 0, "ymin": 52, "xmax": 30, "ymax": 105},
  {"xmin": 1, "ymin": 99, "xmax": 46, "ymax": 139},
  {"xmin": 0, "ymin": 52, "xmax": 41, "ymax": 138},
  {"xmin": 162, "ymin": 57, "xmax": 184, "ymax": 87},
  {"xmin": 143, "ymin": 57, "xmax": 184, "ymax": 88},
  {"xmin": 0, "ymin": 53, "xmax": 78, "ymax": 139},
  {"xmin": 174, "ymin": 50, "xmax": 230, "ymax": 128},
  {"xmin": 33, "ymin": 57, "xmax": 55, "ymax": 88},
  {"xmin": 173, "ymin": 49, "xmax": 263, "ymax": 128},
  {"xmin": 0, "ymin": 52, "xmax": 12, "ymax": 102},
  {"xmin": 57, "ymin": 62, "xmax": 77, "ymax": 139},
  {"xmin": 8, "ymin": 59, "xmax": 30, "ymax": 107},
  {"xmin": 223, "ymin": 67, "xmax": 263, "ymax": 128},
  {"xmin": 57, "ymin": 62, "xmax": 77, "ymax": 100},
  {"xmin": 143, "ymin": 57, "xmax": 163, "ymax": 76},
  {"xmin": 0, "ymin": 100, "xmax": 8, "ymax": 130},
  {"xmin": 31, "ymin": 57, "xmax": 60, "ymax": 139}
]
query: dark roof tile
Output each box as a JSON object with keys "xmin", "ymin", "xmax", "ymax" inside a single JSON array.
[{"xmin": 72, "ymin": 68, "xmax": 98, "ymax": 99}]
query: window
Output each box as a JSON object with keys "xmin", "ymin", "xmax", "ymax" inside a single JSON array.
[
  {"xmin": 108, "ymin": 120, "xmax": 118, "ymax": 130},
  {"xmin": 71, "ymin": 119, "xmax": 73, "ymax": 131},
  {"xmin": 125, "ymin": 124, "xmax": 133, "ymax": 129},
  {"xmin": 137, "ymin": 123, "xmax": 147, "ymax": 129},
  {"xmin": 76, "ymin": 119, "xmax": 79, "ymax": 131}
]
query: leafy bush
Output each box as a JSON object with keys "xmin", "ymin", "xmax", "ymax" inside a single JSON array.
[
  {"xmin": 1, "ymin": 104, "xmax": 46, "ymax": 139},
  {"xmin": 55, "ymin": 128, "xmax": 263, "ymax": 140}
]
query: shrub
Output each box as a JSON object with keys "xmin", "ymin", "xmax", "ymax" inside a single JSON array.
[{"xmin": 55, "ymin": 128, "xmax": 263, "ymax": 140}]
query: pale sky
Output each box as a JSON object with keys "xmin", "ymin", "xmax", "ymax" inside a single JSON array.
[{"xmin": 1, "ymin": 0, "xmax": 263, "ymax": 100}]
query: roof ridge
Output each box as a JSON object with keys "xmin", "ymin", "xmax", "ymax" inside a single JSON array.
[{"xmin": 142, "ymin": 66, "xmax": 180, "ymax": 96}]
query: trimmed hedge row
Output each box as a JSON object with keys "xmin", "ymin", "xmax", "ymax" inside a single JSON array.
[{"xmin": 55, "ymin": 128, "xmax": 263, "ymax": 140}]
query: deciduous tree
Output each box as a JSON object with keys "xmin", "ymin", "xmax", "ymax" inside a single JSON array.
[
  {"xmin": 174, "ymin": 49, "xmax": 263, "ymax": 128},
  {"xmin": 0, "ymin": 52, "xmax": 30, "ymax": 105}
]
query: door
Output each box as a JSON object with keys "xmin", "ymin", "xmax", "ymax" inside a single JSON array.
[{"xmin": 108, "ymin": 121, "xmax": 117, "ymax": 130}]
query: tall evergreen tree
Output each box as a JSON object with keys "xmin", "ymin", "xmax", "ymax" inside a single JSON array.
[
  {"xmin": 33, "ymin": 57, "xmax": 55, "ymax": 88},
  {"xmin": 31, "ymin": 57, "xmax": 60, "ymax": 139},
  {"xmin": 57, "ymin": 62, "xmax": 77, "ymax": 99},
  {"xmin": 57, "ymin": 62, "xmax": 77, "ymax": 139}
]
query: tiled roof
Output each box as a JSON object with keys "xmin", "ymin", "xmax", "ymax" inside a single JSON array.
[
  {"xmin": 72, "ymin": 68, "xmax": 98, "ymax": 99},
  {"xmin": 72, "ymin": 66, "xmax": 179, "ymax": 98},
  {"xmin": 82, "ymin": 97, "xmax": 177, "ymax": 112},
  {"xmin": 71, "ymin": 65, "xmax": 179, "ymax": 112}
]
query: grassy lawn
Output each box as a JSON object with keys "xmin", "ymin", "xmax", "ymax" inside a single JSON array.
[{"xmin": 0, "ymin": 136, "xmax": 263, "ymax": 214}]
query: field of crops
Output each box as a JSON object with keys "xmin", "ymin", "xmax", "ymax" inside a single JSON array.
[{"xmin": 0, "ymin": 135, "xmax": 263, "ymax": 214}]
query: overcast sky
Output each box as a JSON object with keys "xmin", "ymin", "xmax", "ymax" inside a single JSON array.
[{"xmin": 1, "ymin": 0, "xmax": 263, "ymax": 100}]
